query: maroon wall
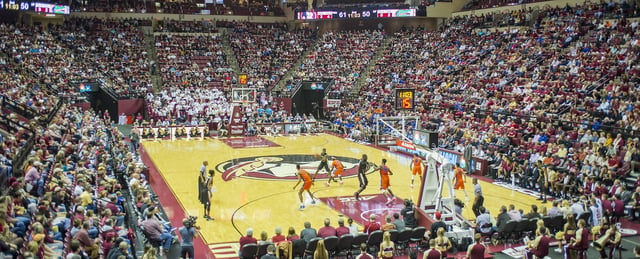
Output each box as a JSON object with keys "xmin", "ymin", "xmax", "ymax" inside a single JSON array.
[
  {"xmin": 118, "ymin": 99, "xmax": 145, "ymax": 116},
  {"xmin": 417, "ymin": 209, "xmax": 435, "ymax": 230},
  {"xmin": 73, "ymin": 102, "xmax": 92, "ymax": 111},
  {"xmin": 274, "ymin": 97, "xmax": 292, "ymax": 114}
]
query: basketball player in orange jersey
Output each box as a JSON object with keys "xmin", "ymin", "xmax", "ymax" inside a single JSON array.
[
  {"xmin": 293, "ymin": 164, "xmax": 317, "ymax": 210},
  {"xmin": 325, "ymin": 157, "xmax": 344, "ymax": 187},
  {"xmin": 379, "ymin": 159, "xmax": 396, "ymax": 205},
  {"xmin": 409, "ymin": 154, "xmax": 423, "ymax": 188},
  {"xmin": 453, "ymin": 163, "xmax": 469, "ymax": 200}
]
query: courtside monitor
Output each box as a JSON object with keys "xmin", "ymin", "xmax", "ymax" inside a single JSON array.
[{"xmin": 413, "ymin": 129, "xmax": 437, "ymax": 149}]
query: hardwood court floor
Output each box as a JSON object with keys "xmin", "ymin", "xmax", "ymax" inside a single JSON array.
[{"xmin": 141, "ymin": 134, "xmax": 543, "ymax": 251}]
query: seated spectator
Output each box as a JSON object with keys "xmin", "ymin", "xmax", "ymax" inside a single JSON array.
[
  {"xmin": 318, "ymin": 218, "xmax": 336, "ymax": 238},
  {"xmin": 260, "ymin": 244, "xmax": 277, "ymax": 259},
  {"xmin": 271, "ymin": 226, "xmax": 285, "ymax": 244},
  {"xmin": 363, "ymin": 214, "xmax": 381, "ymax": 234},
  {"xmin": 286, "ymin": 227, "xmax": 299, "ymax": 241},
  {"xmin": 239, "ymin": 228, "xmax": 257, "ymax": 256},
  {"xmin": 66, "ymin": 240, "xmax": 82, "ymax": 259},
  {"xmin": 258, "ymin": 231, "xmax": 270, "ymax": 245},
  {"xmin": 72, "ymin": 221, "xmax": 101, "ymax": 259},
  {"xmin": 496, "ymin": 205, "xmax": 510, "ymax": 233},
  {"xmin": 392, "ymin": 213, "xmax": 405, "ymax": 230},
  {"xmin": 300, "ymin": 222, "xmax": 317, "ymax": 243},
  {"xmin": 523, "ymin": 204, "xmax": 541, "ymax": 219},
  {"xmin": 108, "ymin": 241, "xmax": 133, "ymax": 259},
  {"xmin": 476, "ymin": 207, "xmax": 495, "ymax": 235},
  {"xmin": 335, "ymin": 218, "xmax": 349, "ymax": 237},
  {"xmin": 548, "ymin": 201, "xmax": 562, "ymax": 217},
  {"xmin": 140, "ymin": 208, "xmax": 174, "ymax": 253},
  {"xmin": 347, "ymin": 218, "xmax": 359, "ymax": 235},
  {"xmin": 381, "ymin": 216, "xmax": 396, "ymax": 232}
]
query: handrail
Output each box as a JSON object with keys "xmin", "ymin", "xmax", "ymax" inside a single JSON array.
[
  {"xmin": 28, "ymin": 68, "xmax": 57, "ymax": 95},
  {"xmin": 0, "ymin": 113, "xmax": 35, "ymax": 134},
  {"xmin": 44, "ymin": 99, "xmax": 64, "ymax": 126},
  {"xmin": 0, "ymin": 95, "xmax": 38, "ymax": 119},
  {"xmin": 288, "ymin": 81, "xmax": 304, "ymax": 98},
  {"xmin": 585, "ymin": 76, "xmax": 610, "ymax": 94},
  {"xmin": 0, "ymin": 114, "xmax": 35, "ymax": 176},
  {"xmin": 12, "ymin": 134, "xmax": 35, "ymax": 176}
]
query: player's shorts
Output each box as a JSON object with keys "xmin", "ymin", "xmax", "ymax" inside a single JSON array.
[
  {"xmin": 333, "ymin": 169, "xmax": 344, "ymax": 177},
  {"xmin": 302, "ymin": 181, "xmax": 312, "ymax": 190},
  {"xmin": 358, "ymin": 173, "xmax": 368, "ymax": 188},
  {"xmin": 381, "ymin": 177, "xmax": 390, "ymax": 190},
  {"xmin": 412, "ymin": 167, "xmax": 423, "ymax": 176},
  {"xmin": 317, "ymin": 161, "xmax": 329, "ymax": 171}
]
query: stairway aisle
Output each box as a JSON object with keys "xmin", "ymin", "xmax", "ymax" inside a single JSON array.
[
  {"xmin": 350, "ymin": 35, "xmax": 393, "ymax": 98},
  {"xmin": 221, "ymin": 28, "xmax": 240, "ymax": 81},
  {"xmin": 271, "ymin": 44, "xmax": 316, "ymax": 94},
  {"xmin": 141, "ymin": 26, "xmax": 162, "ymax": 91}
]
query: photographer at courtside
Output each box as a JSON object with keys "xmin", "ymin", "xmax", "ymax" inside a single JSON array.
[
  {"xmin": 179, "ymin": 217, "xmax": 200, "ymax": 259},
  {"xmin": 401, "ymin": 199, "xmax": 417, "ymax": 229}
]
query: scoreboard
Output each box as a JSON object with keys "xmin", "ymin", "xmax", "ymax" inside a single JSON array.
[
  {"xmin": 296, "ymin": 7, "xmax": 416, "ymax": 20},
  {"xmin": 0, "ymin": 0, "xmax": 70, "ymax": 14},
  {"xmin": 395, "ymin": 88, "xmax": 415, "ymax": 110}
]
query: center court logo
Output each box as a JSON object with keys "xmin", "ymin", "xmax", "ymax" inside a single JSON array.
[{"xmin": 216, "ymin": 155, "xmax": 362, "ymax": 181}]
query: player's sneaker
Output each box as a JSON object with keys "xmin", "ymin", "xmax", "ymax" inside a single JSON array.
[
  {"xmin": 354, "ymin": 192, "xmax": 360, "ymax": 200},
  {"xmin": 299, "ymin": 205, "xmax": 305, "ymax": 210},
  {"xmin": 324, "ymin": 182, "xmax": 330, "ymax": 187},
  {"xmin": 311, "ymin": 200, "xmax": 317, "ymax": 205},
  {"xmin": 410, "ymin": 184, "xmax": 414, "ymax": 188},
  {"xmin": 385, "ymin": 197, "xmax": 396, "ymax": 205}
]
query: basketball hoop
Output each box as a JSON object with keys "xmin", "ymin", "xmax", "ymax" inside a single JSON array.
[{"xmin": 231, "ymin": 88, "xmax": 257, "ymax": 104}]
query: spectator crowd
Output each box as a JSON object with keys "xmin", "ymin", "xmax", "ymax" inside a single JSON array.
[{"xmin": 1, "ymin": 0, "xmax": 640, "ymax": 258}]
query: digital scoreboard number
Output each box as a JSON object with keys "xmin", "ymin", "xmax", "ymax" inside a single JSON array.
[
  {"xmin": 238, "ymin": 74, "xmax": 248, "ymax": 85},
  {"xmin": 295, "ymin": 8, "xmax": 416, "ymax": 20},
  {"xmin": 396, "ymin": 88, "xmax": 415, "ymax": 110},
  {"xmin": 0, "ymin": 0, "xmax": 70, "ymax": 14}
]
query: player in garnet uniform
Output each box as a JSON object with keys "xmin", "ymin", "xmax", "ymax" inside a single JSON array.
[
  {"xmin": 313, "ymin": 148, "xmax": 330, "ymax": 180},
  {"xmin": 409, "ymin": 154, "xmax": 423, "ymax": 188},
  {"xmin": 379, "ymin": 159, "xmax": 396, "ymax": 205},
  {"xmin": 325, "ymin": 157, "xmax": 344, "ymax": 187},
  {"xmin": 354, "ymin": 154, "xmax": 371, "ymax": 201},
  {"xmin": 293, "ymin": 164, "xmax": 317, "ymax": 210}
]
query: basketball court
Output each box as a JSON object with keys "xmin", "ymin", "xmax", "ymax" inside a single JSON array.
[{"xmin": 139, "ymin": 133, "xmax": 552, "ymax": 258}]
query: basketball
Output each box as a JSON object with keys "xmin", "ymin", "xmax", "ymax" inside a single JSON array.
[{"xmin": 314, "ymin": 153, "xmax": 320, "ymax": 158}]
